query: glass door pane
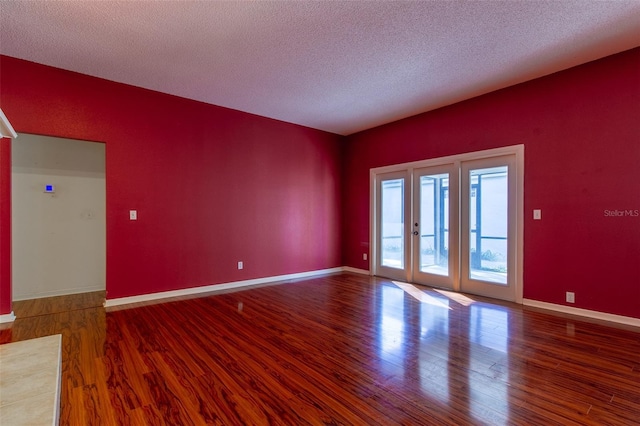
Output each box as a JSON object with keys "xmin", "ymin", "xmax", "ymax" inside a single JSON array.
[
  {"xmin": 419, "ymin": 173, "xmax": 449, "ymax": 276},
  {"xmin": 381, "ymin": 178, "xmax": 405, "ymax": 269},
  {"xmin": 469, "ymin": 166, "xmax": 508, "ymax": 284}
]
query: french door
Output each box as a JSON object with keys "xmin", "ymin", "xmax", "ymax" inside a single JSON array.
[
  {"xmin": 411, "ymin": 164, "xmax": 458, "ymax": 290},
  {"xmin": 373, "ymin": 148, "xmax": 522, "ymax": 302},
  {"xmin": 376, "ymin": 171, "xmax": 410, "ymax": 282}
]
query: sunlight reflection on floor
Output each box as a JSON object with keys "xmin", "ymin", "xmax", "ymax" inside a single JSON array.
[
  {"xmin": 391, "ymin": 280, "xmax": 478, "ymax": 308},
  {"xmin": 392, "ymin": 281, "xmax": 452, "ymax": 309},
  {"xmin": 434, "ymin": 288, "xmax": 476, "ymax": 307}
]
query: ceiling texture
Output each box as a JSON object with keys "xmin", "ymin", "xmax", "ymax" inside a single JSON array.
[{"xmin": 1, "ymin": 1, "xmax": 639, "ymax": 135}]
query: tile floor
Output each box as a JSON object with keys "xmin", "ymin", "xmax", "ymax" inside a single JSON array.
[{"xmin": 0, "ymin": 334, "xmax": 61, "ymax": 425}]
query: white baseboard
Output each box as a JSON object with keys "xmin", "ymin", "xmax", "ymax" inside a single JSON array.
[
  {"xmin": 0, "ymin": 311, "xmax": 16, "ymax": 323},
  {"xmin": 13, "ymin": 285, "xmax": 105, "ymax": 302},
  {"xmin": 523, "ymin": 299, "xmax": 640, "ymax": 328},
  {"xmin": 105, "ymin": 267, "xmax": 344, "ymax": 308},
  {"xmin": 342, "ymin": 266, "xmax": 370, "ymax": 275}
]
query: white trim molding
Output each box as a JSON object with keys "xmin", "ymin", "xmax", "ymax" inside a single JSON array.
[
  {"xmin": 523, "ymin": 299, "xmax": 640, "ymax": 328},
  {"xmin": 0, "ymin": 108, "xmax": 18, "ymax": 139},
  {"xmin": 369, "ymin": 145, "xmax": 524, "ymax": 176},
  {"xmin": 105, "ymin": 267, "xmax": 344, "ymax": 308},
  {"xmin": 342, "ymin": 266, "xmax": 370, "ymax": 275},
  {"xmin": 0, "ymin": 311, "xmax": 16, "ymax": 323}
]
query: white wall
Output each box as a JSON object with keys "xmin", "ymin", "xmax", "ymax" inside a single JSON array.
[{"xmin": 12, "ymin": 134, "xmax": 105, "ymax": 300}]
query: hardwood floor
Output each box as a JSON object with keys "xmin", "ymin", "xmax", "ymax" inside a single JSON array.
[
  {"xmin": 1, "ymin": 274, "xmax": 638, "ymax": 425},
  {"xmin": 11, "ymin": 290, "xmax": 106, "ymax": 317}
]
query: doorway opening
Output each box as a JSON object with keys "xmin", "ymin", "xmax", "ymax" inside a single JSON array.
[{"xmin": 11, "ymin": 134, "xmax": 106, "ymax": 301}]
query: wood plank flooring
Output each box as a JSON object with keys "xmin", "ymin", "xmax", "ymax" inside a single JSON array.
[
  {"xmin": 11, "ymin": 290, "xmax": 106, "ymax": 317},
  {"xmin": 1, "ymin": 274, "xmax": 638, "ymax": 425}
]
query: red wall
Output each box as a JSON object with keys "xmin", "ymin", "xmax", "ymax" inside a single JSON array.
[
  {"xmin": 342, "ymin": 48, "xmax": 640, "ymax": 319},
  {"xmin": 0, "ymin": 56, "xmax": 342, "ymax": 304},
  {"xmin": 2, "ymin": 49, "xmax": 638, "ymax": 320},
  {"xmin": 0, "ymin": 138, "xmax": 10, "ymax": 313}
]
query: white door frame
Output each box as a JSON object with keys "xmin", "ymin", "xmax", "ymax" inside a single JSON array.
[
  {"xmin": 369, "ymin": 145, "xmax": 524, "ymax": 303},
  {"xmin": 460, "ymin": 154, "xmax": 517, "ymax": 301}
]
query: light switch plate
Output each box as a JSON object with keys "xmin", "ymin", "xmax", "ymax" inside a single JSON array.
[
  {"xmin": 129, "ymin": 210, "xmax": 137, "ymax": 220},
  {"xmin": 533, "ymin": 209, "xmax": 541, "ymax": 220}
]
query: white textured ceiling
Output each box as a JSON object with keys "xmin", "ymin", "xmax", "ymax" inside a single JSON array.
[{"xmin": 1, "ymin": 1, "xmax": 639, "ymax": 135}]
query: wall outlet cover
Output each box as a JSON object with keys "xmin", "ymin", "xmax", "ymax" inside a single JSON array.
[{"xmin": 566, "ymin": 292, "xmax": 575, "ymax": 303}]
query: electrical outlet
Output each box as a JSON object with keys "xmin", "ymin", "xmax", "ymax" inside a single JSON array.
[
  {"xmin": 238, "ymin": 261, "xmax": 243, "ymax": 270},
  {"xmin": 566, "ymin": 291, "xmax": 575, "ymax": 303},
  {"xmin": 363, "ymin": 253, "xmax": 367, "ymax": 261}
]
